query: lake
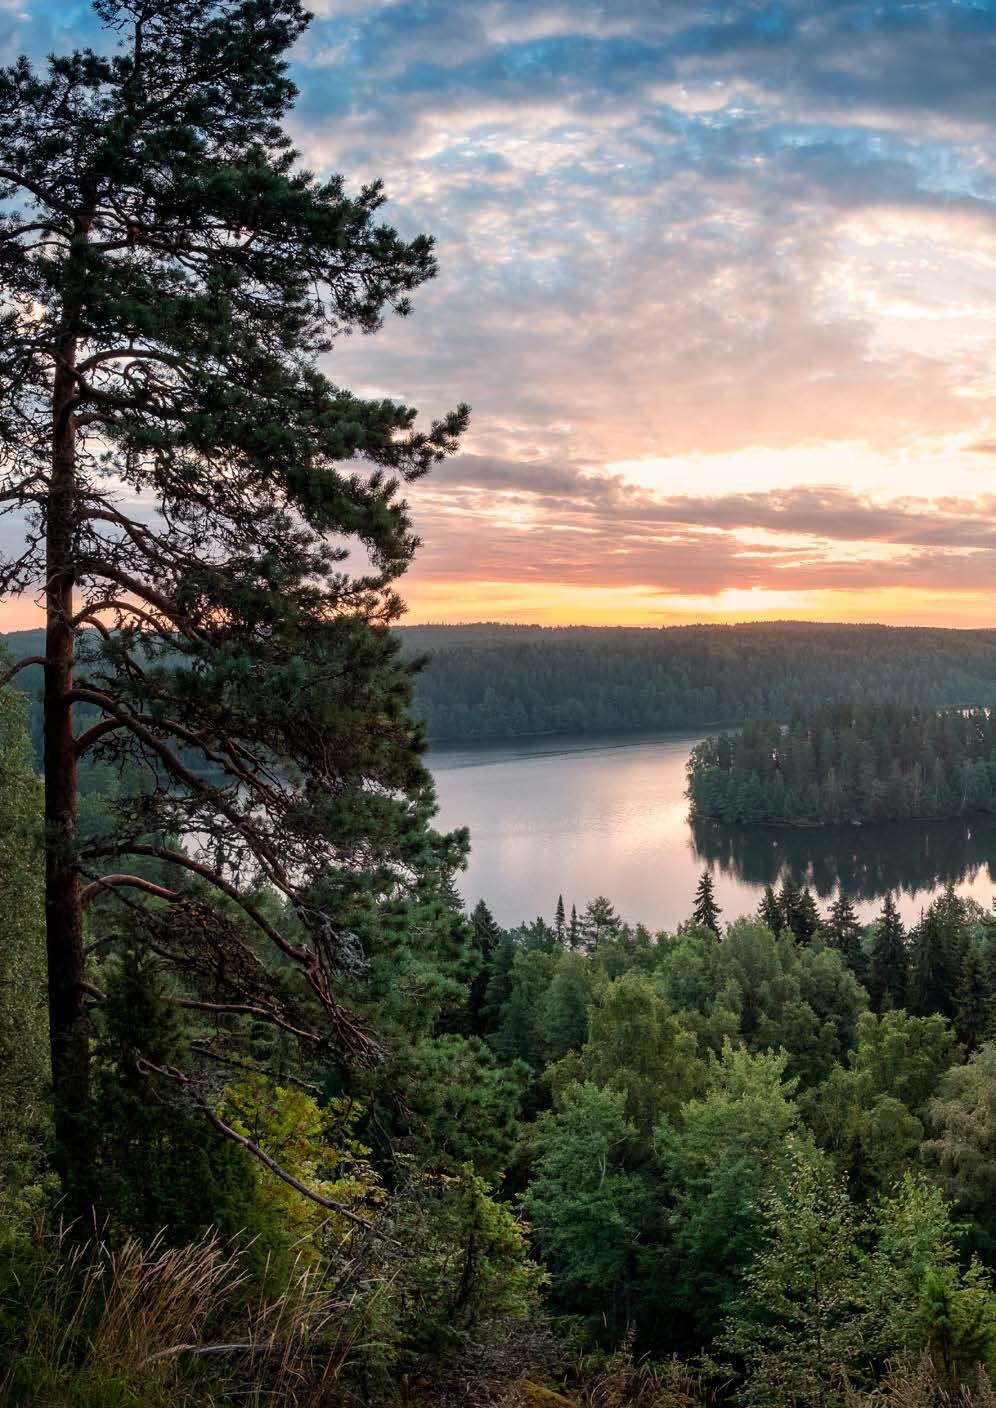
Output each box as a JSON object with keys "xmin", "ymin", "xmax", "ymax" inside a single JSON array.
[{"xmin": 430, "ymin": 729, "xmax": 996, "ymax": 931}]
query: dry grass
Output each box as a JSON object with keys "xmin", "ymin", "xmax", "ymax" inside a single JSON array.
[
  {"xmin": 845, "ymin": 1354, "xmax": 996, "ymax": 1408},
  {"xmin": 0, "ymin": 1219, "xmax": 378, "ymax": 1406}
]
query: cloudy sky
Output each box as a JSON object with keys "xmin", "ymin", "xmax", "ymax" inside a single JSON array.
[{"xmin": 6, "ymin": 0, "xmax": 996, "ymax": 627}]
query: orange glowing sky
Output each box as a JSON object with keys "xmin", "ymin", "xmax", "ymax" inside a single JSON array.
[{"xmin": 4, "ymin": 1, "xmax": 996, "ymax": 632}]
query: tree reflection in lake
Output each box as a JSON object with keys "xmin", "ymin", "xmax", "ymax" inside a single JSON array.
[{"xmin": 690, "ymin": 814, "xmax": 996, "ymax": 907}]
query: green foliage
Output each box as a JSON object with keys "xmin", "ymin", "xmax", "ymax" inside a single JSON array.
[
  {"xmin": 719, "ymin": 1147, "xmax": 874, "ymax": 1406},
  {"xmin": 923, "ymin": 1042, "xmax": 996, "ymax": 1263},
  {"xmin": 551, "ymin": 973, "xmax": 704, "ymax": 1136},
  {"xmin": 0, "ymin": 684, "xmax": 47, "ymax": 1197},
  {"xmin": 524, "ymin": 1082, "xmax": 653, "ymax": 1337},
  {"xmin": 688, "ymin": 702, "xmax": 996, "ymax": 827},
  {"xmin": 83, "ymin": 947, "xmax": 257, "ymax": 1245},
  {"xmin": 657, "ymin": 917, "xmax": 865, "ymax": 1087},
  {"xmin": 851, "ymin": 1009, "xmax": 957, "ymax": 1113},
  {"xmin": 654, "ymin": 1045, "xmax": 810, "ymax": 1340},
  {"xmin": 383, "ymin": 1033, "xmax": 526, "ymax": 1179},
  {"xmin": 719, "ymin": 1157, "xmax": 996, "ymax": 1407},
  {"xmin": 389, "ymin": 1168, "xmax": 544, "ymax": 1354}
]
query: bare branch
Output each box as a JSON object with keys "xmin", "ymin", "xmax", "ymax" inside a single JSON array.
[
  {"xmin": 80, "ymin": 840, "xmax": 310, "ymax": 963},
  {"xmin": 0, "ymin": 166, "xmax": 75, "ymax": 216},
  {"xmin": 136, "ymin": 1057, "xmax": 376, "ymax": 1230},
  {"xmin": 80, "ymin": 873, "xmax": 179, "ymax": 908},
  {"xmin": 0, "ymin": 655, "xmax": 47, "ymax": 688}
]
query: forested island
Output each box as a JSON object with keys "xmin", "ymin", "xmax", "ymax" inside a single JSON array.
[{"xmin": 687, "ymin": 702, "xmax": 996, "ymax": 826}]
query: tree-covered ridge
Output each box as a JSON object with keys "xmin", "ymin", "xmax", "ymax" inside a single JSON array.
[
  {"xmin": 400, "ymin": 622, "xmax": 996, "ymax": 741},
  {"xmin": 687, "ymin": 701, "xmax": 996, "ymax": 826},
  {"xmin": 11, "ymin": 619, "xmax": 996, "ymax": 751}
]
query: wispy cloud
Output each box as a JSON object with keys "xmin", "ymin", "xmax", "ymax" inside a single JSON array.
[{"xmin": 6, "ymin": 0, "xmax": 996, "ymax": 627}]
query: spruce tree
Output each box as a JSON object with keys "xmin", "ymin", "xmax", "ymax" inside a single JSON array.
[
  {"xmin": 691, "ymin": 869, "xmax": 722, "ymax": 937},
  {"xmin": 0, "ymin": 0, "xmax": 468, "ymax": 1190},
  {"xmin": 86, "ymin": 945, "xmax": 255, "ymax": 1242},
  {"xmin": 794, "ymin": 887, "xmax": 822, "ymax": 945},
  {"xmin": 778, "ymin": 874, "xmax": 803, "ymax": 938},
  {"xmin": 758, "ymin": 883, "xmax": 783, "ymax": 936},
  {"xmin": 909, "ymin": 884, "xmax": 968, "ymax": 1020},
  {"xmin": 554, "ymin": 894, "xmax": 566, "ymax": 945},
  {"xmin": 826, "ymin": 891, "xmax": 866, "ymax": 983},
  {"xmin": 868, "ymin": 893, "xmax": 908, "ymax": 1013},
  {"xmin": 467, "ymin": 900, "xmax": 502, "ymax": 1033},
  {"xmin": 568, "ymin": 903, "xmax": 580, "ymax": 950},
  {"xmin": 953, "ymin": 945, "xmax": 994, "ymax": 1052}
]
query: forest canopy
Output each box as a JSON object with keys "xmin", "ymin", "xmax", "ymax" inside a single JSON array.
[
  {"xmin": 403, "ymin": 622, "xmax": 996, "ymax": 741},
  {"xmin": 687, "ymin": 702, "xmax": 996, "ymax": 826},
  {"xmin": 8, "ymin": 619, "xmax": 996, "ymax": 751}
]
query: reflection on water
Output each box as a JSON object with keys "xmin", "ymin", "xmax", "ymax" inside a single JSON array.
[
  {"xmin": 691, "ymin": 816, "xmax": 996, "ymax": 907},
  {"xmin": 430, "ymin": 730, "xmax": 996, "ymax": 931}
]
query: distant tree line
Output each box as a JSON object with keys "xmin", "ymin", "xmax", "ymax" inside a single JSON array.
[
  {"xmin": 400, "ymin": 622, "xmax": 996, "ymax": 741},
  {"xmin": 687, "ymin": 701, "xmax": 996, "ymax": 826},
  {"xmin": 9, "ymin": 620, "xmax": 996, "ymax": 748}
]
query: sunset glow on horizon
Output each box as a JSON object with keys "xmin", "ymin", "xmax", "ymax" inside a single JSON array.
[{"xmin": 5, "ymin": 1, "xmax": 996, "ymax": 632}]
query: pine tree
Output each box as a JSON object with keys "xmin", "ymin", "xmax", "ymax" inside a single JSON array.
[
  {"xmin": 579, "ymin": 896, "xmax": 621, "ymax": 949},
  {"xmin": 758, "ymin": 884, "xmax": 783, "ymax": 935},
  {"xmin": 778, "ymin": 874, "xmax": 803, "ymax": 938},
  {"xmin": 691, "ymin": 870, "xmax": 722, "ymax": 937},
  {"xmin": 0, "ymin": 0, "xmax": 468, "ymax": 1192},
  {"xmin": 568, "ymin": 903, "xmax": 580, "ymax": 950},
  {"xmin": 554, "ymin": 894, "xmax": 566, "ymax": 945},
  {"xmin": 794, "ymin": 887, "xmax": 822, "ymax": 945},
  {"xmin": 953, "ymin": 945, "xmax": 994, "ymax": 1052},
  {"xmin": 909, "ymin": 884, "xmax": 968, "ymax": 1020},
  {"xmin": 868, "ymin": 893, "xmax": 909, "ymax": 1013},
  {"xmin": 467, "ymin": 901, "xmax": 503, "ymax": 1034},
  {"xmin": 826, "ymin": 892, "xmax": 866, "ymax": 982}
]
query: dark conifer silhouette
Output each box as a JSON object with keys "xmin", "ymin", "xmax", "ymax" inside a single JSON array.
[
  {"xmin": 868, "ymin": 893, "xmax": 908, "ymax": 1012},
  {"xmin": 692, "ymin": 870, "xmax": 722, "ymax": 937},
  {"xmin": 826, "ymin": 892, "xmax": 866, "ymax": 982}
]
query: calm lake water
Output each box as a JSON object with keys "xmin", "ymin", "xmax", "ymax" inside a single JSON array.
[{"xmin": 430, "ymin": 730, "xmax": 996, "ymax": 932}]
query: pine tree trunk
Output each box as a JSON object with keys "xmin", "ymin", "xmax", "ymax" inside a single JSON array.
[{"xmin": 45, "ymin": 258, "xmax": 86, "ymax": 1188}]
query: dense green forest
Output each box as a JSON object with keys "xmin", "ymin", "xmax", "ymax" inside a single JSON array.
[
  {"xmin": 401, "ymin": 622, "xmax": 996, "ymax": 741},
  {"xmin": 7, "ymin": 667, "xmax": 996, "ymax": 1403},
  {"xmin": 688, "ymin": 702, "xmax": 996, "ymax": 826},
  {"xmin": 9, "ymin": 620, "xmax": 996, "ymax": 751}
]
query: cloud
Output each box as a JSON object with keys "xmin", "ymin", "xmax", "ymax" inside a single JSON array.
[{"xmin": 7, "ymin": 0, "xmax": 996, "ymax": 624}]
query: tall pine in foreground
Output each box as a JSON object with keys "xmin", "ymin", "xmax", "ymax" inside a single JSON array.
[{"xmin": 0, "ymin": 0, "xmax": 467, "ymax": 1198}]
